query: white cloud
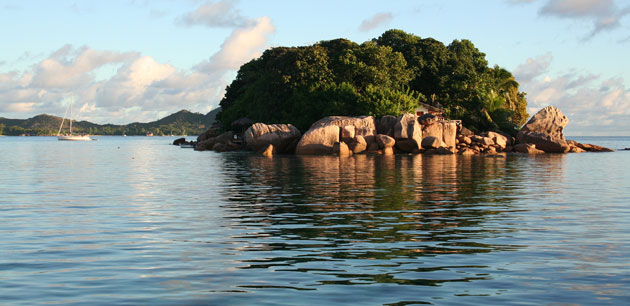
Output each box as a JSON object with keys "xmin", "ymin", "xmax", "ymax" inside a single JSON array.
[
  {"xmin": 359, "ymin": 12, "xmax": 393, "ymax": 32},
  {"xmin": 538, "ymin": 0, "xmax": 630, "ymax": 37},
  {"xmin": 197, "ymin": 16, "xmax": 275, "ymax": 72},
  {"xmin": 30, "ymin": 45, "xmax": 138, "ymax": 89},
  {"xmin": 517, "ymin": 54, "xmax": 630, "ymax": 135},
  {"xmin": 179, "ymin": 0, "xmax": 246, "ymax": 28},
  {"xmin": 514, "ymin": 52, "xmax": 553, "ymax": 82},
  {"xmin": 0, "ymin": 9, "xmax": 276, "ymax": 125}
]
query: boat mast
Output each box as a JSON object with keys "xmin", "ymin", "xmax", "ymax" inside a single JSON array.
[
  {"xmin": 69, "ymin": 97, "xmax": 73, "ymax": 135},
  {"xmin": 57, "ymin": 100, "xmax": 71, "ymax": 136}
]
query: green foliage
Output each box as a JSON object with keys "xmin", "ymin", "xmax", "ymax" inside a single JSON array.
[
  {"xmin": 217, "ymin": 29, "xmax": 528, "ymax": 134},
  {"xmin": 375, "ymin": 30, "xmax": 528, "ymax": 134},
  {"xmin": 218, "ymin": 39, "xmax": 420, "ymax": 131}
]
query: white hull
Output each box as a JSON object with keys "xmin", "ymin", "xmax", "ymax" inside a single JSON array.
[{"xmin": 58, "ymin": 135, "xmax": 92, "ymax": 141}]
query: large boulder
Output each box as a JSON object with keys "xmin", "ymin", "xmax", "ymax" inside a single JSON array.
[
  {"xmin": 487, "ymin": 131, "xmax": 509, "ymax": 149},
  {"xmin": 376, "ymin": 115, "xmax": 397, "ymax": 136},
  {"xmin": 195, "ymin": 131, "xmax": 235, "ymax": 151},
  {"xmin": 341, "ymin": 125, "xmax": 355, "ymax": 143},
  {"xmin": 421, "ymin": 136, "xmax": 444, "ymax": 149},
  {"xmin": 376, "ymin": 134, "xmax": 395, "ymax": 149},
  {"xmin": 244, "ymin": 123, "xmax": 302, "ymax": 154},
  {"xmin": 442, "ymin": 121, "xmax": 457, "ymax": 148},
  {"xmin": 295, "ymin": 125, "xmax": 340, "ymax": 155},
  {"xmin": 348, "ymin": 135, "xmax": 367, "ymax": 154},
  {"xmin": 296, "ymin": 116, "xmax": 377, "ymax": 155},
  {"xmin": 333, "ymin": 142, "xmax": 351, "ymax": 156},
  {"xmin": 516, "ymin": 106, "xmax": 570, "ymax": 153},
  {"xmin": 423, "ymin": 122, "xmax": 443, "ymax": 140},
  {"xmin": 197, "ymin": 127, "xmax": 221, "ymax": 143},
  {"xmin": 394, "ymin": 113, "xmax": 422, "ymax": 152},
  {"xmin": 396, "ymin": 139, "xmax": 420, "ymax": 153},
  {"xmin": 355, "ymin": 126, "xmax": 376, "ymax": 148}
]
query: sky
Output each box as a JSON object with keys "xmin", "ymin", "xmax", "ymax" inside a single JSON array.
[{"xmin": 1, "ymin": 0, "xmax": 629, "ymax": 135}]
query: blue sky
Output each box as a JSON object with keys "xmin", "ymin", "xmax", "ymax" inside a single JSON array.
[{"xmin": 1, "ymin": 0, "xmax": 629, "ymax": 135}]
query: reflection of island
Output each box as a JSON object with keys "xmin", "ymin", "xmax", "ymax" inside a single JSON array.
[{"xmin": 217, "ymin": 153, "xmax": 567, "ymax": 286}]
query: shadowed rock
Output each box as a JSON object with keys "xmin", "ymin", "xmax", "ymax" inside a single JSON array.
[{"xmin": 244, "ymin": 123, "xmax": 301, "ymax": 154}]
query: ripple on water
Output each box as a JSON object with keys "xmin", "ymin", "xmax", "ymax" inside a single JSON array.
[{"xmin": 1, "ymin": 137, "xmax": 630, "ymax": 305}]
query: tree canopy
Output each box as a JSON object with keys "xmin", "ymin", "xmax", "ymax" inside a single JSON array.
[{"xmin": 218, "ymin": 29, "xmax": 528, "ymax": 134}]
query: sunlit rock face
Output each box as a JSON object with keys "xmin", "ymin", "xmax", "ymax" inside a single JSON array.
[
  {"xmin": 296, "ymin": 116, "xmax": 377, "ymax": 155},
  {"xmin": 516, "ymin": 105, "xmax": 570, "ymax": 153}
]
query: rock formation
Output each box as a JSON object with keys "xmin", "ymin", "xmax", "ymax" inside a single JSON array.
[
  {"xmin": 193, "ymin": 107, "xmax": 613, "ymax": 156},
  {"xmin": 394, "ymin": 113, "xmax": 422, "ymax": 153},
  {"xmin": 244, "ymin": 123, "xmax": 301, "ymax": 154},
  {"xmin": 516, "ymin": 106, "xmax": 570, "ymax": 153},
  {"xmin": 296, "ymin": 116, "xmax": 377, "ymax": 155}
]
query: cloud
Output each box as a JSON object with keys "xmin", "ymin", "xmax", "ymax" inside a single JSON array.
[
  {"xmin": 514, "ymin": 52, "xmax": 553, "ymax": 82},
  {"xmin": 359, "ymin": 12, "xmax": 393, "ymax": 32},
  {"xmin": 0, "ymin": 10, "xmax": 276, "ymax": 124},
  {"xmin": 538, "ymin": 0, "xmax": 630, "ymax": 37},
  {"xmin": 516, "ymin": 54, "xmax": 630, "ymax": 135},
  {"xmin": 196, "ymin": 16, "xmax": 275, "ymax": 72},
  {"xmin": 179, "ymin": 0, "xmax": 246, "ymax": 28},
  {"xmin": 30, "ymin": 45, "xmax": 139, "ymax": 89}
]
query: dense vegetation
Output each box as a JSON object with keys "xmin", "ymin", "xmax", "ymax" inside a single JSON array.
[
  {"xmin": 0, "ymin": 109, "xmax": 218, "ymax": 136},
  {"xmin": 218, "ymin": 29, "xmax": 528, "ymax": 134}
]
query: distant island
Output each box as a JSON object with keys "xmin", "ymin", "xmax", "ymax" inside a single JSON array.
[{"xmin": 0, "ymin": 108, "xmax": 219, "ymax": 136}]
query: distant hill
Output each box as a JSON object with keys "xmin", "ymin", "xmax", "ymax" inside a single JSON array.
[{"xmin": 0, "ymin": 108, "xmax": 220, "ymax": 136}]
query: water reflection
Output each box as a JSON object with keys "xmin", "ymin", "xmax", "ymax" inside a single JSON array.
[{"xmin": 216, "ymin": 154, "xmax": 568, "ymax": 291}]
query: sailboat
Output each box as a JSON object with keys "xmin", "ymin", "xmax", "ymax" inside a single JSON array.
[{"xmin": 57, "ymin": 97, "xmax": 92, "ymax": 141}]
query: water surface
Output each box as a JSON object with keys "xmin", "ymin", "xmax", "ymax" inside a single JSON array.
[{"xmin": 1, "ymin": 136, "xmax": 629, "ymax": 305}]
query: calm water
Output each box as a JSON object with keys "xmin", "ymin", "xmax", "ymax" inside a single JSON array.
[{"xmin": 1, "ymin": 136, "xmax": 629, "ymax": 305}]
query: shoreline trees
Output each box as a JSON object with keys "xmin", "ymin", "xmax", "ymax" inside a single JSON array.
[{"xmin": 218, "ymin": 29, "xmax": 528, "ymax": 135}]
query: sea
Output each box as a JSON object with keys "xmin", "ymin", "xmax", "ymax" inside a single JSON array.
[{"xmin": 1, "ymin": 136, "xmax": 629, "ymax": 305}]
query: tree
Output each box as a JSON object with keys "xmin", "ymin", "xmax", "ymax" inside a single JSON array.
[
  {"xmin": 218, "ymin": 29, "xmax": 528, "ymax": 134},
  {"xmin": 218, "ymin": 38, "xmax": 419, "ymax": 131}
]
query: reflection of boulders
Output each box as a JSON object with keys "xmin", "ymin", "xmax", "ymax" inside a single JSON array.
[{"xmin": 244, "ymin": 123, "xmax": 302, "ymax": 154}]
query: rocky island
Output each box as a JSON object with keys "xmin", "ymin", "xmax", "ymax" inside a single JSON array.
[
  {"xmin": 187, "ymin": 105, "xmax": 612, "ymax": 156},
  {"xmin": 177, "ymin": 29, "xmax": 613, "ymax": 155}
]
